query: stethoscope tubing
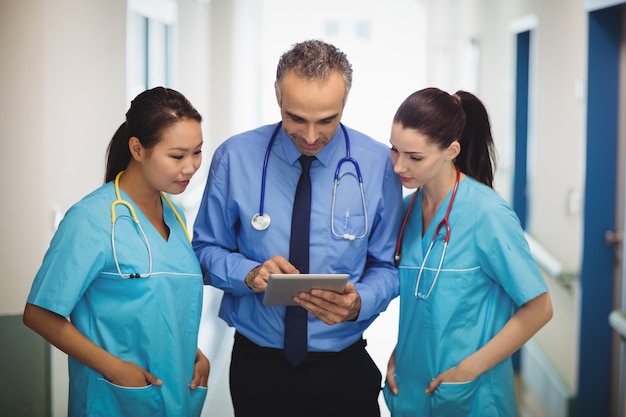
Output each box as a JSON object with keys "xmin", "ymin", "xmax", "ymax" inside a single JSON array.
[
  {"xmin": 110, "ymin": 170, "xmax": 190, "ymax": 279},
  {"xmin": 111, "ymin": 213, "xmax": 153, "ymax": 278},
  {"xmin": 258, "ymin": 123, "xmax": 282, "ymax": 218},
  {"xmin": 254, "ymin": 122, "xmax": 367, "ymax": 240},
  {"xmin": 394, "ymin": 165, "xmax": 460, "ymax": 299},
  {"xmin": 258, "ymin": 122, "xmax": 357, "ymax": 217}
]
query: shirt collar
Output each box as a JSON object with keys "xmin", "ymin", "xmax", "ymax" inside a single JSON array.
[{"xmin": 279, "ymin": 123, "xmax": 345, "ymax": 168}]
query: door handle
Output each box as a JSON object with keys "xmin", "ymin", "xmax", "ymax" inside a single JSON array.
[{"xmin": 605, "ymin": 230, "xmax": 624, "ymax": 246}]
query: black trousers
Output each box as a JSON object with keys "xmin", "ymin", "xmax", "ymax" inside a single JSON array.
[{"xmin": 229, "ymin": 332, "xmax": 382, "ymax": 417}]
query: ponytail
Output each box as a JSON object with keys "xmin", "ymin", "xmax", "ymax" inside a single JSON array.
[
  {"xmin": 105, "ymin": 122, "xmax": 131, "ymax": 183},
  {"xmin": 454, "ymin": 90, "xmax": 496, "ymax": 188}
]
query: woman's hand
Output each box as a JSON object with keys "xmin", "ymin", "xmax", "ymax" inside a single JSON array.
[
  {"xmin": 24, "ymin": 303, "xmax": 161, "ymax": 388},
  {"xmin": 424, "ymin": 364, "xmax": 476, "ymax": 394},
  {"xmin": 386, "ymin": 348, "xmax": 399, "ymax": 395},
  {"xmin": 106, "ymin": 361, "xmax": 162, "ymax": 387},
  {"xmin": 190, "ymin": 348, "xmax": 210, "ymax": 389}
]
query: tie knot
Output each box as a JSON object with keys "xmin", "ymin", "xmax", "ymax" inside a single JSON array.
[{"xmin": 298, "ymin": 155, "xmax": 315, "ymax": 172}]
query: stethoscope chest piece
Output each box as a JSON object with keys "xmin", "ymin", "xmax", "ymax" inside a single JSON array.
[{"xmin": 251, "ymin": 212, "xmax": 271, "ymax": 231}]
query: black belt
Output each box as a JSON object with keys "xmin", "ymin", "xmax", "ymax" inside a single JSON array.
[{"xmin": 235, "ymin": 332, "xmax": 367, "ymax": 362}]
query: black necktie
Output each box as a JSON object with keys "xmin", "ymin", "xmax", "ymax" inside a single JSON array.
[{"xmin": 284, "ymin": 155, "xmax": 315, "ymax": 366}]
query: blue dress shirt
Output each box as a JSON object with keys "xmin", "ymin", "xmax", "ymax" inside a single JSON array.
[{"xmin": 193, "ymin": 122, "xmax": 402, "ymax": 352}]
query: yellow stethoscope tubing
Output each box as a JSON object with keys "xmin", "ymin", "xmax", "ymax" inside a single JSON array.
[{"xmin": 110, "ymin": 171, "xmax": 191, "ymax": 279}]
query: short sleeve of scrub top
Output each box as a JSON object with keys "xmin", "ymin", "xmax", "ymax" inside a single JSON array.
[
  {"xmin": 472, "ymin": 188, "xmax": 548, "ymax": 306},
  {"xmin": 27, "ymin": 199, "xmax": 108, "ymax": 317}
]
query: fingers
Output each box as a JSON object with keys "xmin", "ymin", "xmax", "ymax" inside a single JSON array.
[
  {"xmin": 246, "ymin": 256, "xmax": 298, "ymax": 292},
  {"xmin": 424, "ymin": 380, "xmax": 437, "ymax": 394},
  {"xmin": 190, "ymin": 349, "xmax": 210, "ymax": 389},
  {"xmin": 424, "ymin": 375, "xmax": 443, "ymax": 394},
  {"xmin": 143, "ymin": 370, "xmax": 163, "ymax": 386},
  {"xmin": 296, "ymin": 283, "xmax": 361, "ymax": 324},
  {"xmin": 297, "ymin": 297, "xmax": 342, "ymax": 325},
  {"xmin": 190, "ymin": 373, "xmax": 208, "ymax": 390},
  {"xmin": 245, "ymin": 266, "xmax": 265, "ymax": 292},
  {"xmin": 387, "ymin": 376, "xmax": 399, "ymax": 395},
  {"xmin": 269, "ymin": 256, "xmax": 298, "ymax": 274},
  {"xmin": 386, "ymin": 362, "xmax": 398, "ymax": 395}
]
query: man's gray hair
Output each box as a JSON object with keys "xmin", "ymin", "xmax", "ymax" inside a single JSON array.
[{"xmin": 275, "ymin": 39, "xmax": 353, "ymax": 104}]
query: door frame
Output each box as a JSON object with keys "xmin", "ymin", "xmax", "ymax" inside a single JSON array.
[{"xmin": 580, "ymin": 4, "xmax": 621, "ymax": 416}]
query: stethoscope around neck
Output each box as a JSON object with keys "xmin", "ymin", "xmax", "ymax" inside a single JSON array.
[
  {"xmin": 251, "ymin": 122, "xmax": 368, "ymax": 240},
  {"xmin": 394, "ymin": 164, "xmax": 460, "ymax": 300},
  {"xmin": 110, "ymin": 170, "xmax": 190, "ymax": 279}
]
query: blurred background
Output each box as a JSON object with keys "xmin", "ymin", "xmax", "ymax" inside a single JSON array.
[{"xmin": 1, "ymin": 0, "xmax": 625, "ymax": 416}]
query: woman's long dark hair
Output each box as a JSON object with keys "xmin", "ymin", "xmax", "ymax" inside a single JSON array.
[
  {"xmin": 393, "ymin": 87, "xmax": 496, "ymax": 188},
  {"xmin": 104, "ymin": 87, "xmax": 202, "ymax": 183}
]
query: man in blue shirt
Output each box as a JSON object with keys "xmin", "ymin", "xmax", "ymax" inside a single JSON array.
[{"xmin": 193, "ymin": 39, "xmax": 402, "ymax": 417}]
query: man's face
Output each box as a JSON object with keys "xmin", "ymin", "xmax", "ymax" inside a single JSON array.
[{"xmin": 275, "ymin": 71, "xmax": 346, "ymax": 156}]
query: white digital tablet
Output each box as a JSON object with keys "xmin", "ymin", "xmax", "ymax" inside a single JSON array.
[{"xmin": 263, "ymin": 273, "xmax": 349, "ymax": 306}]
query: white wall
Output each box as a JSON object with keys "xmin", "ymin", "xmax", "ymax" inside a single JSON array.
[
  {"xmin": 0, "ymin": 0, "xmax": 127, "ymax": 314},
  {"xmin": 0, "ymin": 0, "xmax": 46, "ymax": 315}
]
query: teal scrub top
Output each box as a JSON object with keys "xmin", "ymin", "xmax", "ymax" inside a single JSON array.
[
  {"xmin": 384, "ymin": 177, "xmax": 548, "ymax": 417},
  {"xmin": 27, "ymin": 182, "xmax": 207, "ymax": 417}
]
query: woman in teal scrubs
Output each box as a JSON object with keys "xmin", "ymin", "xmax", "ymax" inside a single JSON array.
[
  {"xmin": 23, "ymin": 87, "xmax": 210, "ymax": 417},
  {"xmin": 384, "ymin": 88, "xmax": 553, "ymax": 416}
]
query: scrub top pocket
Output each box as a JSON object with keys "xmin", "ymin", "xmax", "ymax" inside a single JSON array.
[
  {"xmin": 188, "ymin": 386, "xmax": 208, "ymax": 417},
  {"xmin": 430, "ymin": 378, "xmax": 480, "ymax": 417},
  {"xmin": 91, "ymin": 378, "xmax": 162, "ymax": 417},
  {"xmin": 383, "ymin": 375, "xmax": 429, "ymax": 417},
  {"xmin": 420, "ymin": 269, "xmax": 473, "ymax": 329}
]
